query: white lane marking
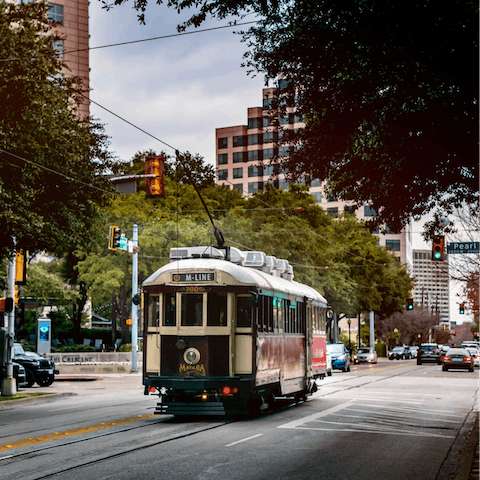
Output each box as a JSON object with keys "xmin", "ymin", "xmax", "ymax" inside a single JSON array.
[
  {"xmin": 278, "ymin": 400, "xmax": 356, "ymax": 429},
  {"xmin": 225, "ymin": 433, "xmax": 264, "ymax": 447},
  {"xmin": 291, "ymin": 425, "xmax": 455, "ymax": 438},
  {"xmin": 335, "ymin": 412, "xmax": 461, "ymax": 424},
  {"xmin": 348, "ymin": 405, "xmax": 465, "ymax": 418}
]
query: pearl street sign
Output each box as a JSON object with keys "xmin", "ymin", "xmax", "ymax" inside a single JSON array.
[{"xmin": 447, "ymin": 242, "xmax": 479, "ymax": 254}]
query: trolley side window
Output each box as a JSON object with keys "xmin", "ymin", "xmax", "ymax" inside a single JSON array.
[
  {"xmin": 207, "ymin": 291, "xmax": 227, "ymax": 326},
  {"xmin": 163, "ymin": 292, "xmax": 176, "ymax": 326},
  {"xmin": 181, "ymin": 293, "xmax": 203, "ymax": 326},
  {"xmin": 148, "ymin": 294, "xmax": 160, "ymax": 327},
  {"xmin": 236, "ymin": 296, "xmax": 252, "ymax": 327}
]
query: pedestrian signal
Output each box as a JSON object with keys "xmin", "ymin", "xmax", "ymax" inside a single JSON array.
[{"xmin": 459, "ymin": 303, "xmax": 465, "ymax": 314}]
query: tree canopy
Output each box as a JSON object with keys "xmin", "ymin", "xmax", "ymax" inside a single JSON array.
[
  {"xmin": 0, "ymin": 1, "xmax": 115, "ymax": 264},
  {"xmin": 105, "ymin": 0, "xmax": 478, "ymax": 232}
]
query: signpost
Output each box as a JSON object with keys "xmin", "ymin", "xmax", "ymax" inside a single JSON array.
[{"xmin": 447, "ymin": 242, "xmax": 479, "ymax": 254}]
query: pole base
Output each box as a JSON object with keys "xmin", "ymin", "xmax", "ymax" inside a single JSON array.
[{"xmin": 1, "ymin": 376, "xmax": 17, "ymax": 396}]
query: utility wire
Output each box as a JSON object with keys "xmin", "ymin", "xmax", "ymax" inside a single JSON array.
[{"xmin": 0, "ymin": 21, "xmax": 257, "ymax": 63}]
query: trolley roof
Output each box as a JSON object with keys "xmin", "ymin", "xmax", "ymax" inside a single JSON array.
[{"xmin": 143, "ymin": 258, "xmax": 328, "ymax": 305}]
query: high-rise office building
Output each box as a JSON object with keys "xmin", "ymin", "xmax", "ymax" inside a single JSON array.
[
  {"xmin": 215, "ymin": 86, "xmax": 412, "ymax": 267},
  {"xmin": 17, "ymin": 0, "xmax": 90, "ymax": 118},
  {"xmin": 412, "ymin": 250, "xmax": 450, "ymax": 325}
]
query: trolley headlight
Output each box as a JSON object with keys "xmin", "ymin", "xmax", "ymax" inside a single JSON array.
[{"xmin": 184, "ymin": 347, "xmax": 200, "ymax": 365}]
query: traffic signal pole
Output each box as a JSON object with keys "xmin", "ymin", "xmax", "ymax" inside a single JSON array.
[
  {"xmin": 131, "ymin": 224, "xmax": 138, "ymax": 373},
  {"xmin": 2, "ymin": 240, "xmax": 17, "ymax": 395}
]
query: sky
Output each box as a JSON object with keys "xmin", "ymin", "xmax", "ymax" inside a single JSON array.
[
  {"xmin": 88, "ymin": 1, "xmax": 266, "ymax": 167},
  {"xmin": 87, "ymin": 2, "xmax": 475, "ymax": 327}
]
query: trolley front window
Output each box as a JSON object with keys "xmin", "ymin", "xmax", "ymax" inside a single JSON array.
[
  {"xmin": 236, "ymin": 296, "xmax": 252, "ymax": 327},
  {"xmin": 207, "ymin": 292, "xmax": 227, "ymax": 326},
  {"xmin": 163, "ymin": 292, "xmax": 176, "ymax": 326},
  {"xmin": 181, "ymin": 293, "xmax": 203, "ymax": 326}
]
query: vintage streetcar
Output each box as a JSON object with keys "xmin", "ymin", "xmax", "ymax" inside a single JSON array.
[{"xmin": 143, "ymin": 246, "xmax": 328, "ymax": 416}]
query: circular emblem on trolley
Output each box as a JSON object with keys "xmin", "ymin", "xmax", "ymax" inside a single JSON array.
[
  {"xmin": 173, "ymin": 274, "xmax": 180, "ymax": 281},
  {"xmin": 326, "ymin": 309, "xmax": 334, "ymax": 319},
  {"xmin": 184, "ymin": 347, "xmax": 201, "ymax": 365}
]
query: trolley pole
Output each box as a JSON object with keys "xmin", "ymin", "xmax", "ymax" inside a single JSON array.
[{"xmin": 131, "ymin": 224, "xmax": 138, "ymax": 373}]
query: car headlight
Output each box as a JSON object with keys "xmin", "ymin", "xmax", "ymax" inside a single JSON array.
[{"xmin": 338, "ymin": 354, "xmax": 345, "ymax": 360}]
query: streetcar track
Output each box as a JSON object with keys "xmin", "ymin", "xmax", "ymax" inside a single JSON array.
[{"xmin": 4, "ymin": 418, "xmax": 234, "ymax": 479}]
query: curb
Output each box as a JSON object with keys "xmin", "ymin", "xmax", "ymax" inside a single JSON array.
[
  {"xmin": 0, "ymin": 392, "xmax": 76, "ymax": 409},
  {"xmin": 55, "ymin": 375, "xmax": 99, "ymax": 382}
]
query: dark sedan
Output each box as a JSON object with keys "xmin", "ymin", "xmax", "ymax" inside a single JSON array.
[{"xmin": 442, "ymin": 348, "xmax": 474, "ymax": 372}]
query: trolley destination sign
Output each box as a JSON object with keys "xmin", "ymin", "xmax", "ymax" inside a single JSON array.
[
  {"xmin": 447, "ymin": 242, "xmax": 479, "ymax": 254},
  {"xmin": 172, "ymin": 273, "xmax": 215, "ymax": 282}
]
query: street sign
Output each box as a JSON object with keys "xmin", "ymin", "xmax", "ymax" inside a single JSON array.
[
  {"xmin": 447, "ymin": 242, "xmax": 479, "ymax": 254},
  {"xmin": 118, "ymin": 237, "xmax": 128, "ymax": 251}
]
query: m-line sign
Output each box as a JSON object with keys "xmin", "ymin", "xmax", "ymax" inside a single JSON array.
[{"xmin": 447, "ymin": 242, "xmax": 479, "ymax": 254}]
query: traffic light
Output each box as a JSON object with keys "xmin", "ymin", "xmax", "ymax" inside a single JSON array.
[
  {"xmin": 15, "ymin": 250, "xmax": 28, "ymax": 285},
  {"xmin": 145, "ymin": 155, "xmax": 165, "ymax": 198},
  {"xmin": 459, "ymin": 302, "xmax": 465, "ymax": 314},
  {"xmin": 406, "ymin": 298, "xmax": 414, "ymax": 311},
  {"xmin": 109, "ymin": 225, "xmax": 121, "ymax": 251},
  {"xmin": 432, "ymin": 235, "xmax": 445, "ymax": 261},
  {"xmin": 474, "ymin": 331, "xmax": 479, "ymax": 340}
]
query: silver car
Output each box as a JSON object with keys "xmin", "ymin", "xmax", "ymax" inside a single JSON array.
[
  {"xmin": 466, "ymin": 348, "xmax": 480, "ymax": 368},
  {"xmin": 357, "ymin": 347, "xmax": 377, "ymax": 364}
]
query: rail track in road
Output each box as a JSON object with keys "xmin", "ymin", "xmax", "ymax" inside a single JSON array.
[{"xmin": 0, "ymin": 363, "xmax": 474, "ymax": 480}]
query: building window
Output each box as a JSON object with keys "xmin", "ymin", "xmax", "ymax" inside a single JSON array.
[
  {"xmin": 312, "ymin": 192, "xmax": 322, "ymax": 203},
  {"xmin": 248, "ymin": 150, "xmax": 262, "ymax": 162},
  {"xmin": 248, "ymin": 134, "xmax": 262, "ymax": 145},
  {"xmin": 386, "ymin": 239, "xmax": 401, "ymax": 251},
  {"xmin": 218, "ymin": 137, "xmax": 228, "ymax": 149},
  {"xmin": 53, "ymin": 40, "xmax": 64, "ymax": 60},
  {"xmin": 233, "ymin": 184, "xmax": 243, "ymax": 193},
  {"xmin": 48, "ymin": 3, "xmax": 63, "ymax": 24},
  {"xmin": 248, "ymin": 182, "xmax": 264, "ymax": 194},
  {"xmin": 248, "ymin": 117, "xmax": 262, "ymax": 129},
  {"xmin": 233, "ymin": 135, "xmax": 246, "ymax": 147},
  {"xmin": 263, "ymin": 97, "xmax": 274, "ymax": 110},
  {"xmin": 327, "ymin": 194, "xmax": 337, "ymax": 202},
  {"xmin": 344, "ymin": 205, "xmax": 356, "ymax": 214},
  {"xmin": 218, "ymin": 153, "xmax": 228, "ymax": 165},
  {"xmin": 218, "ymin": 170, "xmax": 228, "ymax": 181},
  {"xmin": 327, "ymin": 207, "xmax": 338, "ymax": 216},
  {"xmin": 364, "ymin": 205, "xmax": 376, "ymax": 217},
  {"xmin": 233, "ymin": 168, "xmax": 243, "ymax": 179},
  {"xmin": 278, "ymin": 146, "xmax": 292, "ymax": 157},
  {"xmin": 263, "ymin": 148, "xmax": 274, "ymax": 160},
  {"xmin": 233, "ymin": 152, "xmax": 246, "ymax": 163},
  {"xmin": 248, "ymin": 165, "xmax": 263, "ymax": 177},
  {"xmin": 263, "ymin": 131, "xmax": 278, "ymax": 144}
]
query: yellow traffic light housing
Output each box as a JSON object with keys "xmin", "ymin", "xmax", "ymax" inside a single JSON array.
[
  {"xmin": 145, "ymin": 155, "xmax": 165, "ymax": 198},
  {"xmin": 109, "ymin": 225, "xmax": 121, "ymax": 251},
  {"xmin": 432, "ymin": 235, "xmax": 445, "ymax": 261}
]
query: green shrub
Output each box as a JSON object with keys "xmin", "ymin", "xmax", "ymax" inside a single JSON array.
[
  {"xmin": 375, "ymin": 342, "xmax": 387, "ymax": 357},
  {"xmin": 119, "ymin": 343, "xmax": 132, "ymax": 352}
]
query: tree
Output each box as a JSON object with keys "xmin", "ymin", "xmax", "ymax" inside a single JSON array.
[
  {"xmin": 105, "ymin": 0, "xmax": 478, "ymax": 231},
  {"xmin": 0, "ymin": 1, "xmax": 115, "ymax": 266}
]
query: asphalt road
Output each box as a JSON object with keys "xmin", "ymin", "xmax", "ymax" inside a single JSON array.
[{"xmin": 0, "ymin": 360, "xmax": 477, "ymax": 480}]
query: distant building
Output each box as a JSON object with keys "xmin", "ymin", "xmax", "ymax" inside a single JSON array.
[
  {"xmin": 412, "ymin": 250, "xmax": 450, "ymax": 325},
  {"xmin": 17, "ymin": 0, "xmax": 90, "ymax": 118},
  {"xmin": 215, "ymin": 86, "xmax": 412, "ymax": 268}
]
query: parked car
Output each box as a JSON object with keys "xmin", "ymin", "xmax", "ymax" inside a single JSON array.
[
  {"xmin": 466, "ymin": 348, "xmax": 480, "ymax": 368},
  {"xmin": 357, "ymin": 347, "xmax": 378, "ymax": 364},
  {"xmin": 327, "ymin": 343, "xmax": 351, "ymax": 372},
  {"xmin": 389, "ymin": 346, "xmax": 412, "ymax": 360},
  {"xmin": 410, "ymin": 346, "xmax": 419, "ymax": 358},
  {"xmin": 442, "ymin": 348, "xmax": 474, "ymax": 372},
  {"xmin": 417, "ymin": 343, "xmax": 441, "ymax": 365},
  {"xmin": 326, "ymin": 350, "xmax": 333, "ymax": 376},
  {"xmin": 13, "ymin": 343, "xmax": 59, "ymax": 387}
]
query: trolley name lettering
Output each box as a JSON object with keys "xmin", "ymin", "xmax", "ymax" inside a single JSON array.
[
  {"xmin": 179, "ymin": 363, "xmax": 206, "ymax": 375},
  {"xmin": 173, "ymin": 273, "xmax": 214, "ymax": 282}
]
